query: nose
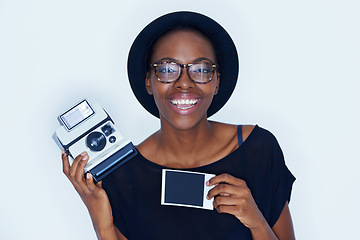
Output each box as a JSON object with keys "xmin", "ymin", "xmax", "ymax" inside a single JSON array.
[{"xmin": 173, "ymin": 67, "xmax": 195, "ymax": 90}]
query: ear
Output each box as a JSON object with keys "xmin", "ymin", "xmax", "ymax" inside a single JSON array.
[
  {"xmin": 214, "ymin": 72, "xmax": 220, "ymax": 95},
  {"xmin": 145, "ymin": 72, "xmax": 153, "ymax": 95}
]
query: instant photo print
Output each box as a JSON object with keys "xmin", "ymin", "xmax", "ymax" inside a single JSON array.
[
  {"xmin": 53, "ymin": 99, "xmax": 137, "ymax": 182},
  {"xmin": 161, "ymin": 169, "xmax": 215, "ymax": 210}
]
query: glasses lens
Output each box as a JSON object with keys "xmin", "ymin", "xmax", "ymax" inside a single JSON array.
[
  {"xmin": 189, "ymin": 62, "xmax": 213, "ymax": 83},
  {"xmin": 155, "ymin": 62, "xmax": 180, "ymax": 82}
]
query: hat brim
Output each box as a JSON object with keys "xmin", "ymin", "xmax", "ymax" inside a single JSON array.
[{"xmin": 127, "ymin": 11, "xmax": 239, "ymax": 118}]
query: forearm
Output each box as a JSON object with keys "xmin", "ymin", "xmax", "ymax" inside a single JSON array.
[
  {"xmin": 86, "ymin": 202, "xmax": 119, "ymax": 240},
  {"xmin": 250, "ymin": 220, "xmax": 278, "ymax": 240}
]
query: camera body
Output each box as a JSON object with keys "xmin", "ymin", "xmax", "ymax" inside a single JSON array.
[{"xmin": 54, "ymin": 99, "xmax": 137, "ymax": 182}]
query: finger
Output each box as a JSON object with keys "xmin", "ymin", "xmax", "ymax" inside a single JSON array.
[
  {"xmin": 215, "ymin": 205, "xmax": 242, "ymax": 218},
  {"xmin": 213, "ymin": 196, "xmax": 239, "ymax": 209},
  {"xmin": 74, "ymin": 152, "xmax": 89, "ymax": 183},
  {"xmin": 207, "ymin": 183, "xmax": 239, "ymax": 200},
  {"xmin": 85, "ymin": 173, "xmax": 97, "ymax": 193},
  {"xmin": 207, "ymin": 173, "xmax": 246, "ymax": 187},
  {"xmin": 96, "ymin": 180, "xmax": 103, "ymax": 189},
  {"xmin": 68, "ymin": 152, "xmax": 87, "ymax": 180},
  {"xmin": 61, "ymin": 150, "xmax": 70, "ymax": 178},
  {"xmin": 219, "ymin": 192, "xmax": 231, "ymax": 197}
]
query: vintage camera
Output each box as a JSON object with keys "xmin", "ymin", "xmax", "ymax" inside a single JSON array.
[{"xmin": 53, "ymin": 99, "xmax": 137, "ymax": 182}]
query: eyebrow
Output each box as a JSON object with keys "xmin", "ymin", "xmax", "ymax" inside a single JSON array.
[
  {"xmin": 154, "ymin": 57, "xmax": 215, "ymax": 63},
  {"xmin": 155, "ymin": 57, "xmax": 177, "ymax": 62},
  {"xmin": 192, "ymin": 57, "xmax": 214, "ymax": 63}
]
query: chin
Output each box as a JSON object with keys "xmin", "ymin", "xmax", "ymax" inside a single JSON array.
[{"xmin": 161, "ymin": 113, "xmax": 208, "ymax": 131}]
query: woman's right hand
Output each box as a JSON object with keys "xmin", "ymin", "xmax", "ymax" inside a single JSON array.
[{"xmin": 61, "ymin": 150, "xmax": 118, "ymax": 239}]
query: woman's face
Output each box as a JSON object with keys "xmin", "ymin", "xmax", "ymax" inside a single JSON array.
[{"xmin": 146, "ymin": 30, "xmax": 220, "ymax": 130}]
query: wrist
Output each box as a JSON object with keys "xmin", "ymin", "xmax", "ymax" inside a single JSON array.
[
  {"xmin": 95, "ymin": 224, "xmax": 117, "ymax": 240},
  {"xmin": 87, "ymin": 205, "xmax": 115, "ymax": 239},
  {"xmin": 249, "ymin": 219, "xmax": 278, "ymax": 240}
]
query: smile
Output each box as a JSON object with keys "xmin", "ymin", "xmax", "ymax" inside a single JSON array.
[{"xmin": 170, "ymin": 99, "xmax": 199, "ymax": 110}]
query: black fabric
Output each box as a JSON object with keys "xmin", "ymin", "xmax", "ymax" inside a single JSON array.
[{"xmin": 103, "ymin": 125, "xmax": 295, "ymax": 240}]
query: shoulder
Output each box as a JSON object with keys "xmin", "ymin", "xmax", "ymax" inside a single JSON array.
[
  {"xmin": 210, "ymin": 121, "xmax": 237, "ymax": 136},
  {"xmin": 241, "ymin": 125, "xmax": 255, "ymax": 142},
  {"xmin": 240, "ymin": 125, "xmax": 284, "ymax": 157},
  {"xmin": 248, "ymin": 125, "xmax": 279, "ymax": 143},
  {"xmin": 216, "ymin": 124, "xmax": 272, "ymax": 144}
]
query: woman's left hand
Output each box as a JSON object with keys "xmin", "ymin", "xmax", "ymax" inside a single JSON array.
[{"xmin": 207, "ymin": 173, "xmax": 266, "ymax": 230}]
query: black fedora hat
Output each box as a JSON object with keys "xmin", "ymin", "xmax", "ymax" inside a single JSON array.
[{"xmin": 127, "ymin": 11, "xmax": 239, "ymax": 118}]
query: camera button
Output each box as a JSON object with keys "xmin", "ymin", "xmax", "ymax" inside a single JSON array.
[{"xmin": 109, "ymin": 136, "xmax": 116, "ymax": 143}]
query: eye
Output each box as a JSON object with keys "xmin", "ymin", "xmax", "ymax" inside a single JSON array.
[
  {"xmin": 157, "ymin": 63, "xmax": 178, "ymax": 74},
  {"xmin": 191, "ymin": 63, "xmax": 211, "ymax": 74},
  {"xmin": 195, "ymin": 68, "xmax": 210, "ymax": 73},
  {"xmin": 159, "ymin": 67, "xmax": 176, "ymax": 73}
]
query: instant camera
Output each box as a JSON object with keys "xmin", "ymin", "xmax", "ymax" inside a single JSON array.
[{"xmin": 53, "ymin": 99, "xmax": 137, "ymax": 182}]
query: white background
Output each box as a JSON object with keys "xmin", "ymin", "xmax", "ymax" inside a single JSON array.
[{"xmin": 1, "ymin": 0, "xmax": 359, "ymax": 239}]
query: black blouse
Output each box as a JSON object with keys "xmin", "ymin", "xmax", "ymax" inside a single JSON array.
[{"xmin": 103, "ymin": 125, "xmax": 295, "ymax": 240}]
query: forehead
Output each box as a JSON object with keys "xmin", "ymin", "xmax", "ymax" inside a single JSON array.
[{"xmin": 150, "ymin": 29, "xmax": 216, "ymax": 62}]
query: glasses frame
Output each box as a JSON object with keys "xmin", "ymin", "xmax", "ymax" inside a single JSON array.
[{"xmin": 149, "ymin": 61, "xmax": 218, "ymax": 84}]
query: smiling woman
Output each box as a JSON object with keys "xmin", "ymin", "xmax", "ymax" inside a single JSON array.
[
  {"xmin": 145, "ymin": 30, "xmax": 219, "ymax": 131},
  {"xmin": 61, "ymin": 11, "xmax": 296, "ymax": 240}
]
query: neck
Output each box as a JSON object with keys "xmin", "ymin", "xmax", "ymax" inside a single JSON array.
[{"xmin": 155, "ymin": 117, "xmax": 216, "ymax": 168}]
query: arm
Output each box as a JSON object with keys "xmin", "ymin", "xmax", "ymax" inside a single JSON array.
[
  {"xmin": 61, "ymin": 150, "xmax": 125, "ymax": 240},
  {"xmin": 248, "ymin": 202, "xmax": 295, "ymax": 240},
  {"xmin": 272, "ymin": 202, "xmax": 295, "ymax": 240},
  {"xmin": 207, "ymin": 174, "xmax": 295, "ymax": 240}
]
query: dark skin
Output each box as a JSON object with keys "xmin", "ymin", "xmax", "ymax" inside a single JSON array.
[{"xmin": 62, "ymin": 30, "xmax": 295, "ymax": 240}]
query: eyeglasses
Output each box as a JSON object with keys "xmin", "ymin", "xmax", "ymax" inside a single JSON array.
[{"xmin": 149, "ymin": 61, "xmax": 217, "ymax": 84}]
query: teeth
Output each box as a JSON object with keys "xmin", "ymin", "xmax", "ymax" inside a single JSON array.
[
  {"xmin": 170, "ymin": 99, "xmax": 198, "ymax": 109},
  {"xmin": 176, "ymin": 105, "xmax": 193, "ymax": 110},
  {"xmin": 171, "ymin": 99, "xmax": 198, "ymax": 105}
]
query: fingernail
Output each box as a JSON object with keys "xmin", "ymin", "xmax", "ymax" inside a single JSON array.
[
  {"xmin": 82, "ymin": 155, "xmax": 88, "ymax": 161},
  {"xmin": 86, "ymin": 173, "xmax": 91, "ymax": 179},
  {"xmin": 206, "ymin": 181, "xmax": 210, "ymax": 186},
  {"xmin": 62, "ymin": 150, "xmax": 68, "ymax": 156},
  {"xmin": 80, "ymin": 151, "xmax": 87, "ymax": 156},
  {"xmin": 207, "ymin": 195, "xmax": 210, "ymax": 200}
]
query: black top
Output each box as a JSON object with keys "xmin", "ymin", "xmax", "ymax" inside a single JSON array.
[{"xmin": 103, "ymin": 125, "xmax": 295, "ymax": 240}]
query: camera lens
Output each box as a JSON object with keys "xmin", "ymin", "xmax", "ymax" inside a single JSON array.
[
  {"xmin": 86, "ymin": 131, "xmax": 106, "ymax": 151},
  {"xmin": 101, "ymin": 123, "xmax": 115, "ymax": 137},
  {"xmin": 109, "ymin": 136, "xmax": 116, "ymax": 143}
]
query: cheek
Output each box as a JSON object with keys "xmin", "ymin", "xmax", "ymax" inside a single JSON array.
[
  {"xmin": 147, "ymin": 73, "xmax": 160, "ymax": 95},
  {"xmin": 149, "ymin": 77, "xmax": 169, "ymax": 103},
  {"xmin": 205, "ymin": 79, "xmax": 219, "ymax": 97}
]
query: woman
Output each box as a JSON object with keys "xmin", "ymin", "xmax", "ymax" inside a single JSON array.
[{"xmin": 62, "ymin": 11, "xmax": 295, "ymax": 239}]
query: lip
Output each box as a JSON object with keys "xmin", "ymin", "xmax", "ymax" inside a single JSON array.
[{"xmin": 167, "ymin": 93, "xmax": 201, "ymax": 115}]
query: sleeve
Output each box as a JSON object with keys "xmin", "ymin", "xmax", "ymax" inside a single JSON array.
[{"xmin": 268, "ymin": 135, "xmax": 296, "ymax": 227}]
